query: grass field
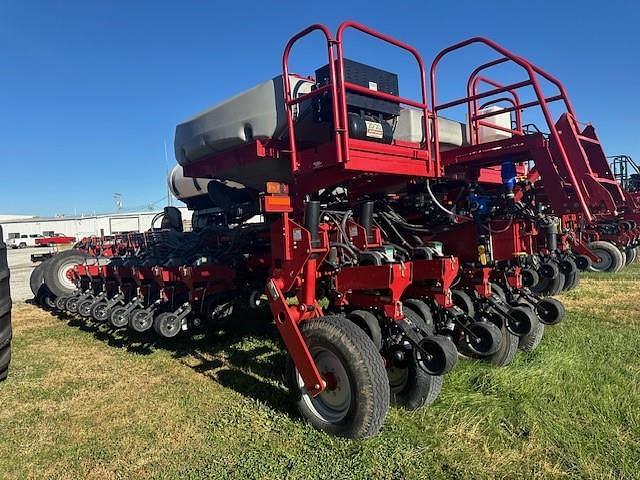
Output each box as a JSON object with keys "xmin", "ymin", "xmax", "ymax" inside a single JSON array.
[{"xmin": 1, "ymin": 267, "xmax": 639, "ymax": 479}]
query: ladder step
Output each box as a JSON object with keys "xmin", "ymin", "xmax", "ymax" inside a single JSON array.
[{"xmin": 577, "ymin": 134, "xmax": 600, "ymax": 145}]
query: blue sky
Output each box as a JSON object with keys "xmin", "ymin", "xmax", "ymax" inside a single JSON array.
[{"xmin": 1, "ymin": 0, "xmax": 639, "ymax": 216}]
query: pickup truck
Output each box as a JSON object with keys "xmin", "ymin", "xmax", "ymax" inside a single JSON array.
[{"xmin": 7, "ymin": 234, "xmax": 41, "ymax": 249}]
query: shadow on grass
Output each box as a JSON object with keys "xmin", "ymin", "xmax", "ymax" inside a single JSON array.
[{"xmin": 50, "ymin": 305, "xmax": 293, "ymax": 415}]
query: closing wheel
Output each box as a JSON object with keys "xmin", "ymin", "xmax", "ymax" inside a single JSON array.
[
  {"xmin": 558, "ymin": 257, "xmax": 577, "ymax": 276},
  {"xmin": 286, "ymin": 315, "xmax": 390, "ymax": 439},
  {"xmin": 77, "ymin": 298, "xmax": 94, "ymax": 318},
  {"xmin": 463, "ymin": 321, "xmax": 502, "ymax": 356},
  {"xmin": 536, "ymin": 298, "xmax": 565, "ymax": 325},
  {"xmin": 538, "ymin": 261, "xmax": 559, "ymax": 279},
  {"xmin": 416, "ymin": 335, "xmax": 458, "ymax": 376},
  {"xmin": 387, "ymin": 309, "xmax": 448, "ymax": 410},
  {"xmin": 129, "ymin": 309, "xmax": 154, "ymax": 333},
  {"xmin": 54, "ymin": 295, "xmax": 70, "ymax": 311},
  {"xmin": 521, "ymin": 268, "xmax": 540, "ymax": 289},
  {"xmin": 66, "ymin": 296, "xmax": 81, "ymax": 314},
  {"xmin": 90, "ymin": 301, "xmax": 110, "ymax": 323},
  {"xmin": 519, "ymin": 322, "xmax": 545, "ymax": 352},
  {"xmin": 587, "ymin": 241, "xmax": 625, "ymax": 273},
  {"xmin": 109, "ymin": 306, "xmax": 130, "ymax": 329},
  {"xmin": 452, "ymin": 289, "xmax": 475, "ymax": 318},
  {"xmin": 505, "ymin": 305, "xmax": 537, "ymax": 337},
  {"xmin": 153, "ymin": 312, "xmax": 182, "ymax": 339},
  {"xmin": 574, "ymin": 255, "xmax": 591, "ymax": 271}
]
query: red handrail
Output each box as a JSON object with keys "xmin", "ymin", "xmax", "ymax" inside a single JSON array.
[
  {"xmin": 430, "ymin": 37, "xmax": 593, "ymax": 222},
  {"xmin": 282, "ymin": 24, "xmax": 342, "ymax": 174},
  {"xmin": 283, "ymin": 22, "xmax": 434, "ymax": 179},
  {"xmin": 335, "ymin": 21, "xmax": 431, "ymax": 166}
]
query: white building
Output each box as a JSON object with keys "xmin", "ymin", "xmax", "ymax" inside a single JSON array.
[{"xmin": 0, "ymin": 208, "xmax": 192, "ymax": 242}]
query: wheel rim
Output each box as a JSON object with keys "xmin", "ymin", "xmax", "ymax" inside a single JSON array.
[
  {"xmin": 94, "ymin": 304, "xmax": 108, "ymax": 321},
  {"xmin": 110, "ymin": 308, "xmax": 128, "ymax": 328},
  {"xmin": 79, "ymin": 302, "xmax": 91, "ymax": 316},
  {"xmin": 592, "ymin": 249, "xmax": 613, "ymax": 271},
  {"xmin": 160, "ymin": 315, "xmax": 181, "ymax": 337},
  {"xmin": 57, "ymin": 259, "xmax": 79, "ymax": 292},
  {"xmin": 297, "ymin": 347, "xmax": 352, "ymax": 424},
  {"xmin": 67, "ymin": 298, "xmax": 79, "ymax": 312},
  {"xmin": 55, "ymin": 296, "xmax": 67, "ymax": 310},
  {"xmin": 132, "ymin": 312, "xmax": 152, "ymax": 331}
]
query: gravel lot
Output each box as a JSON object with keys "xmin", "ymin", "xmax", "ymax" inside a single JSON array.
[{"xmin": 6, "ymin": 247, "xmax": 50, "ymax": 302}]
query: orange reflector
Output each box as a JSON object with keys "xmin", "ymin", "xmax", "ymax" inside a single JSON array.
[
  {"xmin": 263, "ymin": 195, "xmax": 292, "ymax": 212},
  {"xmin": 266, "ymin": 182, "xmax": 289, "ymax": 194}
]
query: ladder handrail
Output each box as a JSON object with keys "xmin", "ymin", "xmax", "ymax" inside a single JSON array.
[
  {"xmin": 282, "ymin": 24, "xmax": 342, "ymax": 174},
  {"xmin": 430, "ymin": 37, "xmax": 593, "ymax": 222},
  {"xmin": 335, "ymin": 21, "xmax": 432, "ymax": 167}
]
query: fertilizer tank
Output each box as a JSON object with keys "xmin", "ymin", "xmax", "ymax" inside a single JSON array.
[{"xmin": 167, "ymin": 165, "xmax": 213, "ymax": 210}]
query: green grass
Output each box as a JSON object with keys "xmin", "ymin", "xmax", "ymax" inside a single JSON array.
[{"xmin": 1, "ymin": 266, "xmax": 640, "ymax": 479}]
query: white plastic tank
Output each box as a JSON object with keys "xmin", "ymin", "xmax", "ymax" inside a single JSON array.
[
  {"xmin": 468, "ymin": 106, "xmax": 512, "ymax": 144},
  {"xmin": 167, "ymin": 165, "xmax": 211, "ymax": 202}
]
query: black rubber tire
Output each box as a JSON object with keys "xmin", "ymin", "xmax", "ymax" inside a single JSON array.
[
  {"xmin": 153, "ymin": 312, "xmax": 182, "ymax": 338},
  {"xmin": 403, "ymin": 298, "xmax": 434, "ymax": 330},
  {"xmin": 347, "ymin": 310, "xmax": 383, "ymax": 350},
  {"xmin": 32, "ymin": 260, "xmax": 58, "ymax": 307},
  {"xmin": 30, "ymin": 262, "xmax": 47, "ymax": 297},
  {"xmin": 109, "ymin": 306, "xmax": 130, "ymax": 329},
  {"xmin": 625, "ymin": 247, "xmax": 638, "ymax": 266},
  {"xmin": 558, "ymin": 257, "xmax": 577, "ymax": 276},
  {"xmin": 43, "ymin": 250, "xmax": 89, "ymax": 298},
  {"xmin": 574, "ymin": 255, "xmax": 591, "ymax": 271},
  {"xmin": 452, "ymin": 289, "xmax": 475, "ymax": 318},
  {"xmin": 487, "ymin": 323, "xmax": 519, "ymax": 367},
  {"xmin": 387, "ymin": 309, "xmax": 443, "ymax": 410},
  {"xmin": 490, "ymin": 283, "xmax": 507, "ymax": 303},
  {"xmin": 563, "ymin": 269, "xmax": 580, "ymax": 291},
  {"xmin": 505, "ymin": 305, "xmax": 537, "ymax": 337},
  {"xmin": 519, "ymin": 322, "xmax": 545, "ymax": 352},
  {"xmin": 129, "ymin": 309, "xmax": 154, "ymax": 333},
  {"xmin": 463, "ymin": 321, "xmax": 502, "ymax": 356},
  {"xmin": 0, "ymin": 226, "xmax": 11, "ymax": 382},
  {"xmin": 587, "ymin": 241, "xmax": 625, "ymax": 273},
  {"xmin": 536, "ymin": 298, "xmax": 565, "ymax": 326},
  {"xmin": 531, "ymin": 272, "xmax": 565, "ymax": 297},
  {"xmin": 286, "ymin": 315, "xmax": 390, "ymax": 439},
  {"xmin": 90, "ymin": 301, "xmax": 110, "ymax": 323},
  {"xmin": 521, "ymin": 268, "xmax": 540, "ymax": 289},
  {"xmin": 538, "ymin": 261, "xmax": 559, "ymax": 279}
]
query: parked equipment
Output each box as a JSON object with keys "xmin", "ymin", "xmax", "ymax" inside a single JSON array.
[{"xmin": 32, "ymin": 21, "xmax": 640, "ymax": 438}]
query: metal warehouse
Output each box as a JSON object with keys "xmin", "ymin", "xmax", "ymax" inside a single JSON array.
[{"xmin": 0, "ymin": 208, "xmax": 192, "ymax": 242}]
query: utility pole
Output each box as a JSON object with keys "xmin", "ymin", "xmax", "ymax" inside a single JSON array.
[{"xmin": 113, "ymin": 193, "xmax": 122, "ymax": 212}]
